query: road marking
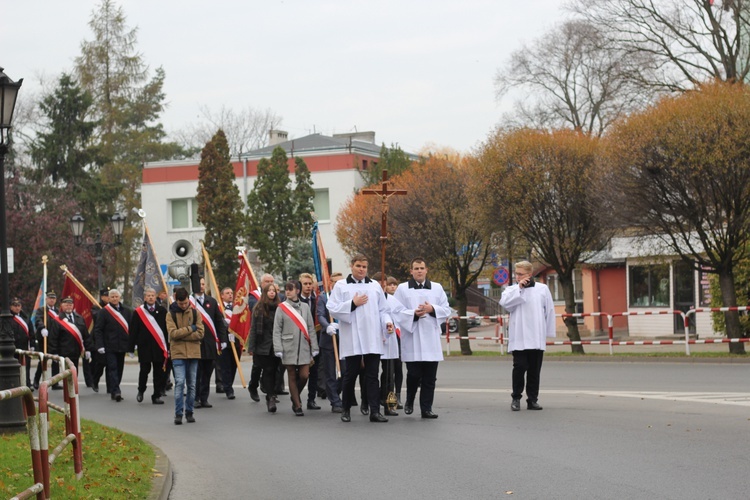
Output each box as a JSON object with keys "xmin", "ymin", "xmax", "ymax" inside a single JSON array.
[{"xmin": 437, "ymin": 388, "xmax": 750, "ymax": 407}]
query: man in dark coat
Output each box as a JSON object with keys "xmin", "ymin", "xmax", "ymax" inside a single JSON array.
[
  {"xmin": 193, "ymin": 277, "xmax": 228, "ymax": 408},
  {"xmin": 93, "ymin": 288, "xmax": 132, "ymax": 402},
  {"xmin": 33, "ymin": 291, "xmax": 59, "ymax": 389},
  {"xmin": 316, "ymin": 273, "xmax": 344, "ymax": 412},
  {"xmin": 50, "ymin": 296, "xmax": 93, "ymax": 379},
  {"xmin": 219, "ymin": 287, "xmax": 242, "ymax": 399},
  {"xmin": 89, "ymin": 287, "xmax": 110, "ymax": 393},
  {"xmin": 130, "ymin": 287, "xmax": 169, "ymax": 404},
  {"xmin": 10, "ymin": 297, "xmax": 34, "ymax": 388}
]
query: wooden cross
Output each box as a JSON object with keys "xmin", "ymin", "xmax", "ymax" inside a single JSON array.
[{"xmin": 360, "ymin": 170, "xmax": 407, "ymax": 284}]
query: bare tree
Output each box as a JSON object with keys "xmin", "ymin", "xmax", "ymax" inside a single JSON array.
[
  {"xmin": 171, "ymin": 104, "xmax": 282, "ymax": 157},
  {"xmin": 496, "ymin": 19, "xmax": 651, "ymax": 136},
  {"xmin": 569, "ymin": 0, "xmax": 750, "ymax": 91}
]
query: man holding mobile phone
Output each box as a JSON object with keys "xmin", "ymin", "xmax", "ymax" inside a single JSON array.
[{"xmin": 499, "ymin": 260, "xmax": 555, "ymax": 412}]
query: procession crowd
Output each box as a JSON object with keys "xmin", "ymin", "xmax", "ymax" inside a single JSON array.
[{"xmin": 11, "ymin": 256, "xmax": 555, "ymax": 424}]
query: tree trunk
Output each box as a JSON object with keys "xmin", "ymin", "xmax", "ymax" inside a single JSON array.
[
  {"xmin": 561, "ymin": 277, "xmax": 584, "ymax": 354},
  {"xmin": 719, "ymin": 269, "xmax": 746, "ymax": 355},
  {"xmin": 456, "ymin": 291, "xmax": 473, "ymax": 356}
]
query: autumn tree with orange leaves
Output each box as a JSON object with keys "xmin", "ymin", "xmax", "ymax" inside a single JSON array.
[
  {"xmin": 336, "ymin": 152, "xmax": 494, "ymax": 355},
  {"xmin": 474, "ymin": 129, "xmax": 610, "ymax": 353},
  {"xmin": 605, "ymin": 82, "xmax": 750, "ymax": 354}
]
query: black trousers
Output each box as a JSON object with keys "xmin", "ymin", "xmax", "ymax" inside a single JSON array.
[
  {"xmin": 252, "ymin": 353, "xmax": 279, "ymax": 398},
  {"xmin": 306, "ymin": 353, "xmax": 320, "ymax": 403},
  {"xmin": 380, "ymin": 358, "xmax": 403, "ymax": 403},
  {"xmin": 405, "ymin": 361, "xmax": 439, "ymax": 412},
  {"xmin": 220, "ymin": 343, "xmax": 241, "ymax": 395},
  {"xmin": 249, "ymin": 360, "xmax": 262, "ymax": 390},
  {"xmin": 90, "ymin": 351, "xmax": 109, "ymax": 392},
  {"xmin": 138, "ymin": 359, "xmax": 167, "ymax": 398},
  {"xmin": 511, "ymin": 349, "xmax": 544, "ymax": 403},
  {"xmin": 342, "ymin": 354, "xmax": 380, "ymax": 413},
  {"xmin": 197, "ymin": 358, "xmax": 214, "ymax": 403},
  {"xmin": 320, "ymin": 347, "xmax": 342, "ymax": 407},
  {"xmin": 106, "ymin": 351, "xmax": 125, "ymax": 396},
  {"xmin": 81, "ymin": 355, "xmax": 93, "ymax": 387},
  {"xmin": 34, "ymin": 357, "xmax": 60, "ymax": 387}
]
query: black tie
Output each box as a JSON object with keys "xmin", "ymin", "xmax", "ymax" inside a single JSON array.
[
  {"xmin": 416, "ymin": 283, "xmax": 423, "ymax": 289},
  {"xmin": 68, "ymin": 314, "xmax": 74, "ymax": 321},
  {"xmin": 149, "ymin": 306, "xmax": 155, "ymax": 313}
]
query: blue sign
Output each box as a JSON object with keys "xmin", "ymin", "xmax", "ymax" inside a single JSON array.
[{"xmin": 493, "ymin": 267, "xmax": 509, "ymax": 286}]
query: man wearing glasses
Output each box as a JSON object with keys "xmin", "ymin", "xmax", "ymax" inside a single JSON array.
[{"xmin": 499, "ymin": 260, "xmax": 556, "ymax": 411}]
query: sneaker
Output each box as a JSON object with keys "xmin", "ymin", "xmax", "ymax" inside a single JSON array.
[
  {"xmin": 174, "ymin": 415, "xmax": 183, "ymax": 425},
  {"xmin": 185, "ymin": 412, "xmax": 196, "ymax": 423},
  {"xmin": 511, "ymin": 398, "xmax": 521, "ymax": 411}
]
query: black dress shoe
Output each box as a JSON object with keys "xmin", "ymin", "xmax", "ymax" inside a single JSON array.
[
  {"xmin": 341, "ymin": 409, "xmax": 351, "ymax": 422},
  {"xmin": 369, "ymin": 412, "xmax": 388, "ymax": 423},
  {"xmin": 421, "ymin": 410, "xmax": 439, "ymax": 419},
  {"xmin": 165, "ymin": 381, "xmax": 173, "ymax": 391},
  {"xmin": 267, "ymin": 398, "xmax": 277, "ymax": 413},
  {"xmin": 360, "ymin": 402, "xmax": 369, "ymax": 416},
  {"xmin": 396, "ymin": 395, "xmax": 403, "ymax": 409},
  {"xmin": 293, "ymin": 406, "xmax": 305, "ymax": 417},
  {"xmin": 384, "ymin": 408, "xmax": 399, "ymax": 416},
  {"xmin": 201, "ymin": 401, "xmax": 213, "ymax": 408},
  {"xmin": 115, "ymin": 394, "xmax": 123, "ymax": 402},
  {"xmin": 404, "ymin": 402, "xmax": 414, "ymax": 415},
  {"xmin": 174, "ymin": 415, "xmax": 183, "ymax": 425},
  {"xmin": 307, "ymin": 401, "xmax": 321, "ymax": 410},
  {"xmin": 216, "ymin": 386, "xmax": 225, "ymax": 394},
  {"xmin": 249, "ymin": 387, "xmax": 260, "ymax": 402},
  {"xmin": 527, "ymin": 401, "xmax": 543, "ymax": 410},
  {"xmin": 317, "ymin": 389, "xmax": 327, "ymax": 399},
  {"xmin": 331, "ymin": 406, "xmax": 343, "ymax": 414},
  {"xmin": 194, "ymin": 401, "xmax": 203, "ymax": 409},
  {"xmin": 185, "ymin": 412, "xmax": 195, "ymax": 423},
  {"xmin": 278, "ymin": 390, "xmax": 289, "ymax": 395},
  {"xmin": 226, "ymin": 393, "xmax": 236, "ymax": 400},
  {"xmin": 136, "ymin": 390, "xmax": 144, "ymax": 403},
  {"xmin": 511, "ymin": 398, "xmax": 521, "ymax": 411},
  {"xmin": 92, "ymin": 384, "xmax": 99, "ymax": 393},
  {"xmin": 33, "ymin": 382, "xmax": 39, "ymax": 390},
  {"xmin": 152, "ymin": 397, "xmax": 165, "ymax": 405}
]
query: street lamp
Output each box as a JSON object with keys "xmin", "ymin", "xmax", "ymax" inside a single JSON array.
[
  {"xmin": 0, "ymin": 67, "xmax": 25, "ymax": 432},
  {"xmin": 69, "ymin": 212, "xmax": 127, "ymax": 290}
]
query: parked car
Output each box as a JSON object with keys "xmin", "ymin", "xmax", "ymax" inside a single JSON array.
[{"xmin": 441, "ymin": 308, "xmax": 482, "ymax": 334}]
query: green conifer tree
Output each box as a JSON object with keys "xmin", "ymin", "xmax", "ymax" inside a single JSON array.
[{"xmin": 196, "ymin": 129, "xmax": 245, "ymax": 288}]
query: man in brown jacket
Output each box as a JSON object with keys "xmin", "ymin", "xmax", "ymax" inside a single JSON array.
[{"xmin": 167, "ymin": 287, "xmax": 204, "ymax": 425}]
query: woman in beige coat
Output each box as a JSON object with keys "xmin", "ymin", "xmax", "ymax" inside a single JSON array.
[{"xmin": 273, "ymin": 281, "xmax": 318, "ymax": 416}]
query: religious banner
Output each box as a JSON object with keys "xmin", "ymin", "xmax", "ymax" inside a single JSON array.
[
  {"xmin": 312, "ymin": 221, "xmax": 332, "ymax": 296},
  {"xmin": 133, "ymin": 225, "xmax": 166, "ymax": 307},
  {"xmin": 61, "ymin": 269, "xmax": 99, "ymax": 332},
  {"xmin": 228, "ymin": 252, "xmax": 258, "ymax": 346}
]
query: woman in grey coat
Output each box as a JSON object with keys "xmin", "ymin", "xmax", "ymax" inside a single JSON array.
[{"xmin": 273, "ymin": 281, "xmax": 318, "ymax": 416}]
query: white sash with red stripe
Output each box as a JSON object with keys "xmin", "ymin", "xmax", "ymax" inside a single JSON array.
[
  {"xmin": 250, "ymin": 289, "xmax": 261, "ymax": 300},
  {"xmin": 105, "ymin": 304, "xmax": 129, "ymax": 333},
  {"xmin": 223, "ymin": 303, "xmax": 233, "ymax": 325},
  {"xmin": 135, "ymin": 306, "xmax": 169, "ymax": 363},
  {"xmin": 13, "ymin": 315, "xmax": 29, "ymax": 338},
  {"xmin": 279, "ymin": 301, "xmax": 311, "ymax": 346},
  {"xmin": 48, "ymin": 309, "xmax": 59, "ymax": 319},
  {"xmin": 53, "ymin": 315, "xmax": 84, "ymax": 352},
  {"xmin": 190, "ymin": 297, "xmax": 220, "ymax": 352}
]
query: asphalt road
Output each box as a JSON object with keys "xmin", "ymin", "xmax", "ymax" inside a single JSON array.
[{"xmin": 60, "ymin": 357, "xmax": 750, "ymax": 499}]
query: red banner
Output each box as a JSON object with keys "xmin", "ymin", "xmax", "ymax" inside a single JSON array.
[
  {"xmin": 228, "ymin": 253, "xmax": 259, "ymax": 346},
  {"xmin": 61, "ymin": 275, "xmax": 97, "ymax": 332}
]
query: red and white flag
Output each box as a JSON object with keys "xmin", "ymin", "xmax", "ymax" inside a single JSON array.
[{"xmin": 228, "ymin": 252, "xmax": 259, "ymax": 346}]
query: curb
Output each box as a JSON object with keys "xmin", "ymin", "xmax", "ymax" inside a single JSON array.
[
  {"xmin": 148, "ymin": 443, "xmax": 172, "ymax": 500},
  {"xmin": 442, "ymin": 354, "xmax": 750, "ymax": 364}
]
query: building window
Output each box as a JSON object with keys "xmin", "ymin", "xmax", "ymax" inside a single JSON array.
[
  {"xmin": 362, "ymin": 159, "xmax": 368, "ymax": 170},
  {"xmin": 546, "ymin": 270, "xmax": 583, "ymax": 302},
  {"xmin": 170, "ymin": 198, "xmax": 202, "ymax": 230},
  {"xmin": 629, "ymin": 264, "xmax": 669, "ymax": 307},
  {"xmin": 313, "ymin": 189, "xmax": 330, "ymax": 221}
]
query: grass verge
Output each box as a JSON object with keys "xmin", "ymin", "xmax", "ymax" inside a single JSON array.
[{"xmin": 1, "ymin": 411, "xmax": 154, "ymax": 499}]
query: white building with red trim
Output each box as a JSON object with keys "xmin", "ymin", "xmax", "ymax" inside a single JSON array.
[{"xmin": 141, "ymin": 130, "xmax": 390, "ymax": 278}]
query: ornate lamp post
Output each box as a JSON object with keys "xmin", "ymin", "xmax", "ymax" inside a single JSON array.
[
  {"xmin": 0, "ymin": 67, "xmax": 25, "ymax": 431},
  {"xmin": 69, "ymin": 212, "xmax": 126, "ymax": 290}
]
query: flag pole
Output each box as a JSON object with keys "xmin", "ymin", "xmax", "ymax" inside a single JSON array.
[
  {"xmin": 313, "ymin": 220, "xmax": 341, "ymax": 379},
  {"xmin": 42, "ymin": 255, "xmax": 48, "ymax": 354},
  {"xmin": 144, "ymin": 223, "xmax": 171, "ymax": 304},
  {"xmin": 60, "ymin": 265, "xmax": 101, "ymax": 308},
  {"xmin": 202, "ymin": 243, "xmax": 246, "ymax": 387}
]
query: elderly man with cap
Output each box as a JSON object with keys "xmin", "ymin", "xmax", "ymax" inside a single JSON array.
[
  {"xmin": 89, "ymin": 287, "xmax": 111, "ymax": 393},
  {"xmin": 33, "ymin": 290, "xmax": 60, "ymax": 390},
  {"xmin": 10, "ymin": 297, "xmax": 34, "ymax": 388},
  {"xmin": 49, "ymin": 296, "xmax": 92, "ymax": 380},
  {"xmin": 93, "ymin": 288, "xmax": 133, "ymax": 402}
]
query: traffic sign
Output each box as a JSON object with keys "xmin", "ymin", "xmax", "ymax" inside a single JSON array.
[{"xmin": 493, "ymin": 267, "xmax": 509, "ymax": 286}]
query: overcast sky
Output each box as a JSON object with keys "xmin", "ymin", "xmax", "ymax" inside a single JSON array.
[{"xmin": 2, "ymin": 0, "xmax": 569, "ymax": 154}]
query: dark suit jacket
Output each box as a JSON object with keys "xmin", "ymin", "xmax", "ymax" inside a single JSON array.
[
  {"xmin": 129, "ymin": 304, "xmax": 169, "ymax": 363},
  {"xmin": 194, "ymin": 294, "xmax": 228, "ymax": 360},
  {"xmin": 51, "ymin": 312, "xmax": 92, "ymax": 359},
  {"xmin": 93, "ymin": 304, "xmax": 133, "ymax": 353}
]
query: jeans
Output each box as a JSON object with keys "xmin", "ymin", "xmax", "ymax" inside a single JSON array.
[{"xmin": 173, "ymin": 358, "xmax": 198, "ymax": 416}]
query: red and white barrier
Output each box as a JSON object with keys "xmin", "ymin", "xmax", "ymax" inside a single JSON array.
[{"xmin": 443, "ymin": 308, "xmax": 750, "ymax": 356}]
